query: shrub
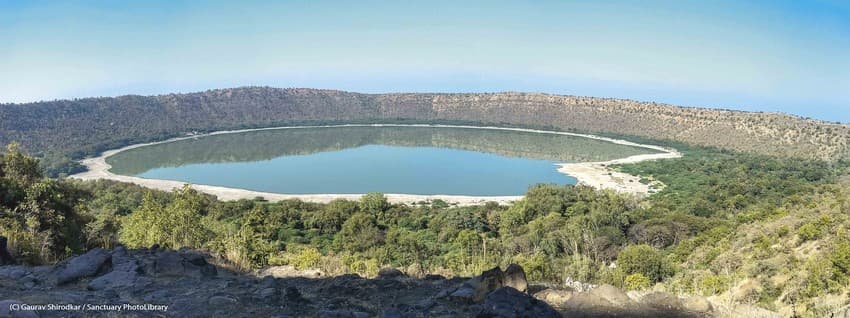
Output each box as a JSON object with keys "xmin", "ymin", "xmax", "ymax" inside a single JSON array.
[
  {"xmin": 514, "ymin": 252, "xmax": 549, "ymax": 281},
  {"xmin": 796, "ymin": 223, "xmax": 821, "ymax": 242},
  {"xmin": 616, "ymin": 244, "xmax": 670, "ymax": 282},
  {"xmin": 698, "ymin": 274, "xmax": 731, "ymax": 296},
  {"xmin": 293, "ymin": 247, "xmax": 322, "ymax": 270},
  {"xmin": 624, "ymin": 273, "xmax": 652, "ymax": 290},
  {"xmin": 830, "ymin": 238, "xmax": 850, "ymax": 281},
  {"xmin": 801, "ymin": 259, "xmax": 839, "ymax": 298}
]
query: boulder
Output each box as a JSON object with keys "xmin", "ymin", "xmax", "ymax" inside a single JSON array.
[
  {"xmin": 468, "ymin": 266, "xmax": 505, "ymax": 302},
  {"xmin": 589, "ymin": 284, "xmax": 634, "ymax": 307},
  {"xmin": 480, "ymin": 287, "xmax": 561, "ymax": 318},
  {"xmin": 533, "ymin": 288, "xmax": 574, "ymax": 307},
  {"xmin": 641, "ymin": 291, "xmax": 684, "ymax": 311},
  {"xmin": 154, "ymin": 251, "xmax": 186, "ymax": 276},
  {"xmin": 0, "ymin": 300, "xmax": 40, "ymax": 318},
  {"xmin": 87, "ymin": 269, "xmax": 139, "ymax": 291},
  {"xmin": 503, "ymin": 263, "xmax": 528, "ymax": 293},
  {"xmin": 683, "ymin": 295, "xmax": 713, "ymax": 313},
  {"xmin": 88, "ymin": 246, "xmax": 142, "ymax": 291},
  {"xmin": 377, "ymin": 268, "xmax": 405, "ymax": 279},
  {"xmin": 0, "ymin": 236, "xmax": 15, "ymax": 265},
  {"xmin": 449, "ymin": 286, "xmax": 475, "ymax": 303},
  {"xmin": 154, "ymin": 251, "xmax": 216, "ymax": 278},
  {"xmin": 54, "ymin": 248, "xmax": 111, "ymax": 285},
  {"xmin": 563, "ymin": 292, "xmax": 615, "ymax": 313}
]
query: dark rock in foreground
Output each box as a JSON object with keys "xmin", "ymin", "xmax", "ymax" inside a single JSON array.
[
  {"xmin": 0, "ymin": 247, "xmax": 711, "ymax": 318},
  {"xmin": 53, "ymin": 248, "xmax": 111, "ymax": 285}
]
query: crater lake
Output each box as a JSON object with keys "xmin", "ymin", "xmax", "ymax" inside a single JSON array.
[{"xmin": 104, "ymin": 125, "xmax": 659, "ymax": 196}]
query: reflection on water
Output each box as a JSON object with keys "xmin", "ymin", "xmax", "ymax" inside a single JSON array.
[{"xmin": 106, "ymin": 126, "xmax": 657, "ymax": 196}]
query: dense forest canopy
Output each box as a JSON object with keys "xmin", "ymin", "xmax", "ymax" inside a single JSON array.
[{"xmin": 2, "ymin": 87, "xmax": 849, "ymax": 176}]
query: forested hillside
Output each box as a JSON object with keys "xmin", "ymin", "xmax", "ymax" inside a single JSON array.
[{"xmin": 2, "ymin": 87, "xmax": 848, "ymax": 176}]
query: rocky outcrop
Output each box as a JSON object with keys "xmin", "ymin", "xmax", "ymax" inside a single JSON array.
[
  {"xmin": 504, "ymin": 263, "xmax": 528, "ymax": 293},
  {"xmin": 449, "ymin": 265, "xmax": 531, "ymax": 304},
  {"xmin": 534, "ymin": 288, "xmax": 574, "ymax": 307},
  {"xmin": 480, "ymin": 287, "xmax": 561, "ymax": 318},
  {"xmin": 87, "ymin": 246, "xmax": 144, "ymax": 291},
  {"xmin": 52, "ymin": 248, "xmax": 111, "ymax": 285},
  {"xmin": 1, "ymin": 249, "xmax": 556, "ymax": 317},
  {"xmin": 153, "ymin": 250, "xmax": 217, "ymax": 278},
  {"xmin": 0, "ymin": 247, "xmax": 724, "ymax": 318}
]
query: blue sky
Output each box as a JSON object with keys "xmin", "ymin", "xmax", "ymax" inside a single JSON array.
[{"xmin": 2, "ymin": 0, "xmax": 849, "ymax": 122}]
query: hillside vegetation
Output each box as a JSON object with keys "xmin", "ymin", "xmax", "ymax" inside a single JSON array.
[
  {"xmin": 2, "ymin": 87, "xmax": 848, "ymax": 175},
  {"xmin": 3, "ymin": 144, "xmax": 849, "ymax": 316}
]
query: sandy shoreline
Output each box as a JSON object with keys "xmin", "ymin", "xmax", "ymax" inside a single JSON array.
[{"xmin": 69, "ymin": 124, "xmax": 681, "ymax": 205}]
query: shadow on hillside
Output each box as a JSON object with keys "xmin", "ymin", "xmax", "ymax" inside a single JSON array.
[{"xmin": 0, "ymin": 247, "xmax": 707, "ymax": 318}]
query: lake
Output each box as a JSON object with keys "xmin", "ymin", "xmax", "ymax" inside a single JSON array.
[{"xmin": 105, "ymin": 125, "xmax": 658, "ymax": 196}]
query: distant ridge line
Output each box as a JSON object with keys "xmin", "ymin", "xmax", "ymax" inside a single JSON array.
[{"xmin": 1, "ymin": 87, "xmax": 848, "ymax": 164}]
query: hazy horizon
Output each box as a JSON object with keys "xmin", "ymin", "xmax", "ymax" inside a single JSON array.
[{"xmin": 2, "ymin": 0, "xmax": 849, "ymax": 122}]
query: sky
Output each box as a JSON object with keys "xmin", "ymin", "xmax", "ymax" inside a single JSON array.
[{"xmin": 1, "ymin": 0, "xmax": 849, "ymax": 122}]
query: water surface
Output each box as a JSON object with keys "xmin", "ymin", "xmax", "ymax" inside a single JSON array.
[{"xmin": 106, "ymin": 126, "xmax": 657, "ymax": 195}]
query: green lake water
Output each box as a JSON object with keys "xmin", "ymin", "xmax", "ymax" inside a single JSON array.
[{"xmin": 106, "ymin": 126, "xmax": 657, "ymax": 196}]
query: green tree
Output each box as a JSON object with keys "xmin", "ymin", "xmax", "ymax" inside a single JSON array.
[
  {"xmin": 360, "ymin": 192, "xmax": 389, "ymax": 219},
  {"xmin": 308, "ymin": 199, "xmax": 357, "ymax": 234},
  {"xmin": 119, "ymin": 185, "xmax": 210, "ymax": 249},
  {"xmin": 119, "ymin": 192, "xmax": 168, "ymax": 248},
  {"xmin": 616, "ymin": 244, "xmax": 670, "ymax": 282},
  {"xmin": 0, "ymin": 145, "xmax": 86, "ymax": 264},
  {"xmin": 386, "ymin": 228, "xmax": 438, "ymax": 274},
  {"xmin": 333, "ymin": 212, "xmax": 382, "ymax": 252}
]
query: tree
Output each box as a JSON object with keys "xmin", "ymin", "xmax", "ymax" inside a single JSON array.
[
  {"xmin": 119, "ymin": 185, "xmax": 210, "ymax": 249},
  {"xmin": 360, "ymin": 192, "xmax": 389, "ymax": 219},
  {"xmin": 499, "ymin": 200, "xmax": 528, "ymax": 236},
  {"xmin": 308, "ymin": 199, "xmax": 357, "ymax": 234},
  {"xmin": 386, "ymin": 228, "xmax": 438, "ymax": 274},
  {"xmin": 2, "ymin": 143, "xmax": 42, "ymax": 188},
  {"xmin": 333, "ymin": 212, "xmax": 382, "ymax": 252},
  {"xmin": 524, "ymin": 184, "xmax": 568, "ymax": 218},
  {"xmin": 233, "ymin": 205, "xmax": 279, "ymax": 268},
  {"xmin": 119, "ymin": 192, "xmax": 167, "ymax": 248},
  {"xmin": 0, "ymin": 145, "xmax": 86, "ymax": 264},
  {"xmin": 616, "ymin": 244, "xmax": 670, "ymax": 282}
]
